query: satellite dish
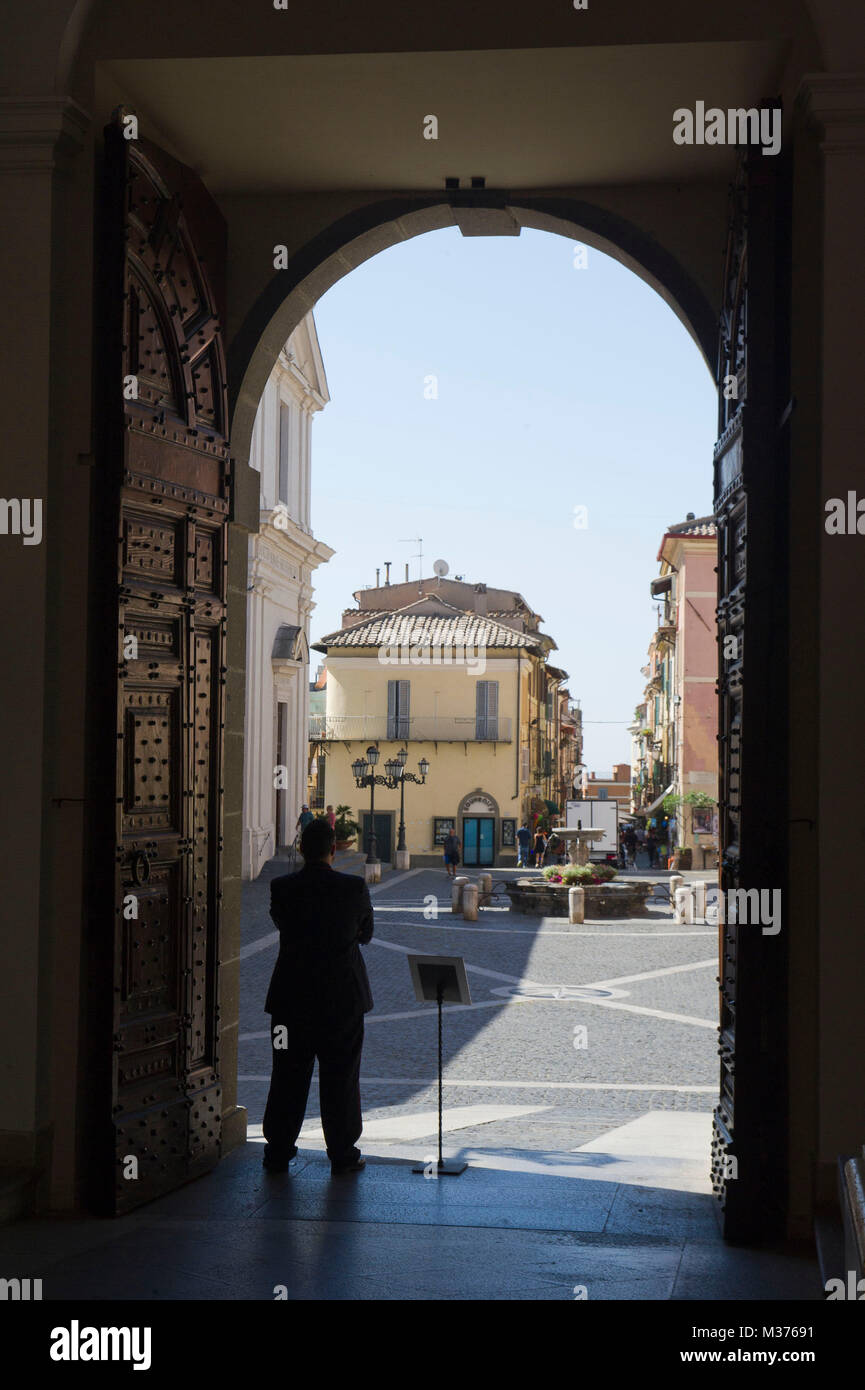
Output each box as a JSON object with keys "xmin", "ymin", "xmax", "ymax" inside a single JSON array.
[{"xmin": 433, "ymin": 559, "xmax": 449, "ymax": 577}]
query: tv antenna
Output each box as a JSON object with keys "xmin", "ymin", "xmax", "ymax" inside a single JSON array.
[{"xmin": 399, "ymin": 536, "xmax": 424, "ymax": 581}]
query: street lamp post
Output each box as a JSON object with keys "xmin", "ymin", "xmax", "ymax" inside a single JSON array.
[
  {"xmin": 392, "ymin": 748, "xmax": 429, "ymax": 862},
  {"xmin": 351, "ymin": 744, "xmax": 431, "ymax": 879},
  {"xmin": 350, "ymin": 745, "xmax": 384, "ymax": 868}
]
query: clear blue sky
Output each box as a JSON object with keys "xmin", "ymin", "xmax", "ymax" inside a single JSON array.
[{"xmin": 309, "ymin": 226, "xmax": 716, "ymax": 775}]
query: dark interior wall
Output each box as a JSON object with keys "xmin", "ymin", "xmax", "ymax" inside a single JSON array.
[{"xmin": 3, "ymin": 0, "xmax": 864, "ymax": 1228}]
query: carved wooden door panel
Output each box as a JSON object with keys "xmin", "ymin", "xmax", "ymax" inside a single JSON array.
[
  {"xmin": 712, "ymin": 141, "xmax": 790, "ymax": 1241},
  {"xmin": 97, "ymin": 124, "xmax": 229, "ymax": 1214}
]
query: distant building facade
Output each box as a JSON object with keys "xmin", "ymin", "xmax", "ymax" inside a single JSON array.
[
  {"xmin": 242, "ymin": 314, "xmax": 334, "ymax": 879},
  {"xmin": 580, "ymin": 764, "xmax": 631, "ymax": 806},
  {"xmin": 557, "ymin": 691, "xmax": 583, "ymax": 812},
  {"xmin": 310, "ymin": 576, "xmax": 571, "ymax": 866},
  {"xmin": 630, "ymin": 514, "xmax": 718, "ymax": 865}
]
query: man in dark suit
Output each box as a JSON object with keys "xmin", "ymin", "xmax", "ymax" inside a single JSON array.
[{"xmin": 262, "ymin": 818, "xmax": 374, "ymax": 1175}]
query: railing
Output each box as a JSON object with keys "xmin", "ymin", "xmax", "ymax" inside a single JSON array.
[{"xmin": 309, "ymin": 714, "xmax": 512, "ymax": 743}]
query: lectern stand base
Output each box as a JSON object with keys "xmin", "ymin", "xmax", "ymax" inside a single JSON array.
[{"xmin": 412, "ymin": 1159, "xmax": 467, "ymax": 1176}]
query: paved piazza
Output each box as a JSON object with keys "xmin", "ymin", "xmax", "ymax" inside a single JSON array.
[{"xmin": 239, "ymin": 859, "xmax": 719, "ymax": 1173}]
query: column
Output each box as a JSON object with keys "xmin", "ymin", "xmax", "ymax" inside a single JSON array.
[{"xmin": 797, "ymin": 75, "xmax": 865, "ymax": 1201}]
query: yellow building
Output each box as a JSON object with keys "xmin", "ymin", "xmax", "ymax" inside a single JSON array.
[{"xmin": 310, "ymin": 579, "xmax": 567, "ymax": 867}]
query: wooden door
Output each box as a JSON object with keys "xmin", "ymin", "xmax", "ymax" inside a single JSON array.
[
  {"xmin": 711, "ymin": 138, "xmax": 791, "ymax": 1241},
  {"xmin": 88, "ymin": 121, "xmax": 230, "ymax": 1214},
  {"xmin": 362, "ymin": 812, "xmax": 392, "ymax": 864}
]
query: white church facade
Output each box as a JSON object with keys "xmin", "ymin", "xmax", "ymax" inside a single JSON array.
[{"xmin": 242, "ymin": 314, "xmax": 334, "ymax": 879}]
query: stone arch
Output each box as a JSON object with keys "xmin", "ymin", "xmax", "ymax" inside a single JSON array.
[
  {"xmin": 458, "ymin": 788, "xmax": 502, "ymax": 820},
  {"xmin": 227, "ymin": 194, "xmax": 718, "ymax": 467}
]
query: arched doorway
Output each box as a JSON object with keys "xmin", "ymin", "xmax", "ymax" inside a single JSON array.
[
  {"xmin": 220, "ymin": 175, "xmax": 788, "ymax": 1241},
  {"xmin": 84, "ymin": 95, "xmax": 789, "ymax": 1240}
]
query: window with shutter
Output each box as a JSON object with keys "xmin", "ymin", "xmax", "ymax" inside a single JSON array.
[
  {"xmin": 476, "ymin": 680, "xmax": 499, "ymax": 740},
  {"xmin": 387, "ymin": 679, "xmax": 410, "ymax": 739}
]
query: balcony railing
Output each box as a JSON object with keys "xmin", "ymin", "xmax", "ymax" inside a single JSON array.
[{"xmin": 309, "ymin": 714, "xmax": 512, "ymax": 743}]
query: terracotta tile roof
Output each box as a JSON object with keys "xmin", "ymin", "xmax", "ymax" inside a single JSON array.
[
  {"xmin": 657, "ymin": 515, "xmax": 717, "ymax": 561},
  {"xmin": 315, "ymin": 597, "xmax": 540, "ymax": 652},
  {"xmin": 665, "ymin": 515, "xmax": 717, "ymax": 539}
]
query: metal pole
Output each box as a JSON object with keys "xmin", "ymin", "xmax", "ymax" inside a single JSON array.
[
  {"xmin": 437, "ymin": 980, "xmax": 444, "ymax": 1171},
  {"xmin": 366, "ymin": 775, "xmax": 378, "ymax": 864},
  {"xmin": 397, "ymin": 770, "xmax": 407, "ymax": 852}
]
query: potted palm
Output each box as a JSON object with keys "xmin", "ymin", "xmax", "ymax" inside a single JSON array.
[{"xmin": 333, "ymin": 804, "xmax": 360, "ymax": 851}]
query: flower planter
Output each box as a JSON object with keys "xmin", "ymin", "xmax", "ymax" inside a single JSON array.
[{"xmin": 335, "ymin": 838, "xmax": 355, "ymax": 851}]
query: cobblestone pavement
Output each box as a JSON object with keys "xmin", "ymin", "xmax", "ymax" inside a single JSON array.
[{"xmin": 239, "ymin": 857, "xmax": 719, "ymax": 1162}]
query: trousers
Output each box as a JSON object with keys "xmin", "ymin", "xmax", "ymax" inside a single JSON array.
[{"xmin": 263, "ymin": 1008, "xmax": 364, "ymax": 1164}]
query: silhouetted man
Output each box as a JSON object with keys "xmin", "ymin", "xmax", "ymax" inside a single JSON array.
[{"xmin": 262, "ymin": 818, "xmax": 374, "ymax": 1175}]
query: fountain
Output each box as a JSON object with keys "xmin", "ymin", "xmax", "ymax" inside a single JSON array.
[
  {"xmin": 552, "ymin": 824, "xmax": 607, "ymax": 867},
  {"xmin": 504, "ymin": 822, "xmax": 654, "ymax": 919}
]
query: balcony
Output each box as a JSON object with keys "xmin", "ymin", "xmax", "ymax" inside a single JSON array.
[{"xmin": 309, "ymin": 714, "xmax": 512, "ymax": 743}]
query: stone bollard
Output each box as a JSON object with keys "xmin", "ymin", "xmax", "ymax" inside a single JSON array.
[
  {"xmin": 669, "ymin": 873, "xmax": 683, "ymax": 919},
  {"xmin": 364, "ymin": 860, "xmax": 381, "ymax": 886},
  {"xmin": 478, "ymin": 873, "xmax": 493, "ymax": 907},
  {"xmin": 462, "ymin": 882, "xmax": 479, "ymax": 922},
  {"xmin": 395, "ymin": 848, "xmax": 410, "ymax": 871},
  {"xmin": 674, "ymin": 885, "xmax": 695, "ymax": 924},
  {"xmin": 568, "ymin": 886, "xmax": 585, "ymax": 925},
  {"xmin": 694, "ymin": 879, "xmax": 707, "ymax": 922},
  {"xmin": 452, "ymin": 876, "xmax": 468, "ymax": 915}
]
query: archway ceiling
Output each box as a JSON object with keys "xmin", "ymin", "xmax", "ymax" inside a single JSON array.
[{"xmin": 102, "ymin": 41, "xmax": 787, "ymax": 195}]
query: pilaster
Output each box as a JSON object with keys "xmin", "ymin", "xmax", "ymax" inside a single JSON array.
[{"xmin": 795, "ymin": 73, "xmax": 865, "ymax": 1200}]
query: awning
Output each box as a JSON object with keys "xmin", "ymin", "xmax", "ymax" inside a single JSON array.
[
  {"xmin": 272, "ymin": 624, "xmax": 309, "ymax": 663},
  {"xmin": 635, "ymin": 783, "xmax": 675, "ymax": 816}
]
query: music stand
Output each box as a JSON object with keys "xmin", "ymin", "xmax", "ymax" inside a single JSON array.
[{"xmin": 407, "ymin": 954, "xmax": 472, "ymax": 1176}]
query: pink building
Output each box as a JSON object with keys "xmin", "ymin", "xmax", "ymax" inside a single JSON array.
[{"xmin": 654, "ymin": 515, "xmax": 719, "ymax": 865}]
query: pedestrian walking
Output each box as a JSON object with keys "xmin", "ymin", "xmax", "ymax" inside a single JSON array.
[
  {"xmin": 442, "ymin": 828, "xmax": 461, "ymax": 878},
  {"xmin": 532, "ymin": 827, "xmax": 547, "ymax": 868},
  {"xmin": 295, "ymin": 803, "xmax": 314, "ymax": 836},
  {"xmin": 516, "ymin": 822, "xmax": 532, "ymax": 868},
  {"xmin": 262, "ymin": 818, "xmax": 373, "ymax": 1176},
  {"xmin": 325, "ymin": 804, "xmax": 336, "ymax": 830},
  {"xmin": 544, "ymin": 830, "xmax": 562, "ymax": 866},
  {"xmin": 624, "ymin": 825, "xmax": 638, "ymax": 871},
  {"xmin": 646, "ymin": 829, "xmax": 659, "ymax": 869},
  {"xmin": 618, "ymin": 826, "xmax": 629, "ymax": 870}
]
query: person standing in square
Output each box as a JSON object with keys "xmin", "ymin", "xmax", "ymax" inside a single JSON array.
[{"xmin": 262, "ymin": 819, "xmax": 374, "ymax": 1175}]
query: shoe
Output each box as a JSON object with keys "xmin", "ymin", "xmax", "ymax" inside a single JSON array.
[
  {"xmin": 330, "ymin": 1155, "xmax": 366, "ymax": 1176},
  {"xmin": 262, "ymin": 1144, "xmax": 296, "ymax": 1172}
]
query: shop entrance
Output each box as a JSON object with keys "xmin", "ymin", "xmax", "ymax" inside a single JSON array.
[{"xmin": 463, "ymin": 816, "xmax": 495, "ymax": 867}]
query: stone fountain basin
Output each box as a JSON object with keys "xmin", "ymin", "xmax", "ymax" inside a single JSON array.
[{"xmin": 505, "ymin": 878, "xmax": 654, "ymax": 919}]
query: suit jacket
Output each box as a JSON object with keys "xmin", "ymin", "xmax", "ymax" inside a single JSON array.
[{"xmin": 264, "ymin": 862, "xmax": 374, "ymax": 1019}]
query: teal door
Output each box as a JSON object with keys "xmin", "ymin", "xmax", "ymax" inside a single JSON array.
[{"xmin": 463, "ymin": 816, "xmax": 494, "ymax": 866}]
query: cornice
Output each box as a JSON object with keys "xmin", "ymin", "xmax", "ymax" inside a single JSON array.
[
  {"xmin": 259, "ymin": 513, "xmax": 334, "ymax": 566},
  {"xmin": 796, "ymin": 73, "xmax": 865, "ymax": 152},
  {"xmin": 0, "ymin": 97, "xmax": 90, "ymax": 173}
]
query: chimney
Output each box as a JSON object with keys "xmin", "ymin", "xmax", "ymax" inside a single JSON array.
[
  {"xmin": 384, "ymin": 561, "xmax": 391, "ymax": 586},
  {"xmin": 405, "ymin": 563, "xmax": 409, "ymax": 581},
  {"xmin": 375, "ymin": 568, "xmax": 380, "ymax": 587}
]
